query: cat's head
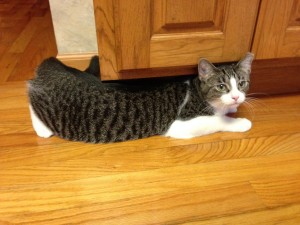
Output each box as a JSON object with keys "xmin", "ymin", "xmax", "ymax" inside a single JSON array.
[{"xmin": 198, "ymin": 52, "xmax": 254, "ymax": 114}]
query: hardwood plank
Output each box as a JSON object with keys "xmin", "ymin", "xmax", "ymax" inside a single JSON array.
[
  {"xmin": 182, "ymin": 204, "xmax": 300, "ymax": 225},
  {"xmin": 8, "ymin": 17, "xmax": 40, "ymax": 53},
  {"xmin": 0, "ymin": 182, "xmax": 265, "ymax": 225},
  {"xmin": 0, "ymin": 53, "xmax": 21, "ymax": 83},
  {"xmin": 251, "ymin": 177, "xmax": 300, "ymax": 207},
  {"xmin": 1, "ymin": 151, "xmax": 299, "ymax": 224},
  {"xmin": 1, "ymin": 132, "xmax": 300, "ymax": 189},
  {"xmin": 8, "ymin": 10, "xmax": 57, "ymax": 81},
  {"xmin": 0, "ymin": 0, "xmax": 57, "ymax": 83}
]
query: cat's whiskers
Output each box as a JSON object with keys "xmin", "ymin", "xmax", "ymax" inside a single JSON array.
[
  {"xmin": 246, "ymin": 93, "xmax": 268, "ymax": 108},
  {"xmin": 198, "ymin": 104, "xmax": 214, "ymax": 115},
  {"xmin": 241, "ymin": 100, "xmax": 256, "ymax": 120},
  {"xmin": 242, "ymin": 96, "xmax": 270, "ymax": 121},
  {"xmin": 246, "ymin": 97, "xmax": 268, "ymax": 111}
]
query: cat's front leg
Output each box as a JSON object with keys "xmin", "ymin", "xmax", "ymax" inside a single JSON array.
[
  {"xmin": 165, "ymin": 115, "xmax": 251, "ymax": 139},
  {"xmin": 221, "ymin": 117, "xmax": 252, "ymax": 132}
]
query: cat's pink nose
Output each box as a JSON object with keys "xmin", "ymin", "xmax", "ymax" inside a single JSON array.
[{"xmin": 232, "ymin": 96, "xmax": 239, "ymax": 101}]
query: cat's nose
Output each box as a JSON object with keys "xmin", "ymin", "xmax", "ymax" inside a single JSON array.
[{"xmin": 232, "ymin": 96, "xmax": 239, "ymax": 101}]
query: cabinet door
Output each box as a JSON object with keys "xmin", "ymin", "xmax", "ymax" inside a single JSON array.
[
  {"xmin": 252, "ymin": 0, "xmax": 300, "ymax": 59},
  {"xmin": 94, "ymin": 0, "xmax": 260, "ymax": 80}
]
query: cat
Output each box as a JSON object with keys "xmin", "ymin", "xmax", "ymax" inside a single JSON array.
[{"xmin": 28, "ymin": 53, "xmax": 254, "ymax": 143}]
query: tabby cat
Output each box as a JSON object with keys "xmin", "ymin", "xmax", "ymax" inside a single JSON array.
[{"xmin": 28, "ymin": 53, "xmax": 254, "ymax": 143}]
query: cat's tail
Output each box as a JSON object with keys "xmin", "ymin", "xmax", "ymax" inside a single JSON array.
[
  {"xmin": 32, "ymin": 56, "xmax": 100, "ymax": 80},
  {"xmin": 85, "ymin": 55, "xmax": 100, "ymax": 78},
  {"xmin": 33, "ymin": 57, "xmax": 67, "ymax": 79}
]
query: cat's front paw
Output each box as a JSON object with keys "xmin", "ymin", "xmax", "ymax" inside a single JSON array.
[{"xmin": 226, "ymin": 118, "xmax": 252, "ymax": 133}]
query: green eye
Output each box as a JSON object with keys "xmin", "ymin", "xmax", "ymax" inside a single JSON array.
[
  {"xmin": 239, "ymin": 81, "xmax": 248, "ymax": 89},
  {"xmin": 216, "ymin": 84, "xmax": 227, "ymax": 92}
]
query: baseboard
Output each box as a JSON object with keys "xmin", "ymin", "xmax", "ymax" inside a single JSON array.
[
  {"xmin": 250, "ymin": 57, "xmax": 300, "ymax": 95},
  {"xmin": 57, "ymin": 53, "xmax": 97, "ymax": 71}
]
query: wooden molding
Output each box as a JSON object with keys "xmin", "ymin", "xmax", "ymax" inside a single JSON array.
[
  {"xmin": 250, "ymin": 57, "xmax": 300, "ymax": 95},
  {"xmin": 57, "ymin": 53, "xmax": 97, "ymax": 71}
]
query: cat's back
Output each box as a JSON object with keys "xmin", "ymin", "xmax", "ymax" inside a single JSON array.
[{"xmin": 28, "ymin": 57, "xmax": 189, "ymax": 143}]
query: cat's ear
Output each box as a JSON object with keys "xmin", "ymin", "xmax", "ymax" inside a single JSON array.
[
  {"xmin": 235, "ymin": 52, "xmax": 254, "ymax": 74},
  {"xmin": 198, "ymin": 59, "xmax": 218, "ymax": 81}
]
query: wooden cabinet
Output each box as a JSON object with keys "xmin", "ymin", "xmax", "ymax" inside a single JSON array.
[{"xmin": 94, "ymin": 0, "xmax": 300, "ymax": 81}]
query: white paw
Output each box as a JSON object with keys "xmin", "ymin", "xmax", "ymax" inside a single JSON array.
[{"xmin": 226, "ymin": 118, "xmax": 252, "ymax": 132}]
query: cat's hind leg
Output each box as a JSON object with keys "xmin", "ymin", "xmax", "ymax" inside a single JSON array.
[{"xmin": 29, "ymin": 104, "xmax": 53, "ymax": 138}]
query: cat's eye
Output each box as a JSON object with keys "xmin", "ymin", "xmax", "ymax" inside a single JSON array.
[
  {"xmin": 216, "ymin": 84, "xmax": 228, "ymax": 92},
  {"xmin": 239, "ymin": 81, "xmax": 248, "ymax": 89}
]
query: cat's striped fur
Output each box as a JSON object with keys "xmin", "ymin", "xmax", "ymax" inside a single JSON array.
[{"xmin": 28, "ymin": 53, "xmax": 254, "ymax": 143}]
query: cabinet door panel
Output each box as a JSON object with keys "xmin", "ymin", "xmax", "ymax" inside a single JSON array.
[
  {"xmin": 94, "ymin": 0, "xmax": 259, "ymax": 80},
  {"xmin": 252, "ymin": 0, "xmax": 300, "ymax": 59},
  {"xmin": 152, "ymin": 0, "xmax": 223, "ymax": 33},
  {"xmin": 151, "ymin": 0, "xmax": 259, "ymax": 67}
]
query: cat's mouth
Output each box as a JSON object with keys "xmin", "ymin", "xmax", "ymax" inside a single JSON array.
[
  {"xmin": 209, "ymin": 100, "xmax": 231, "ymax": 109},
  {"xmin": 208, "ymin": 99, "xmax": 243, "ymax": 113}
]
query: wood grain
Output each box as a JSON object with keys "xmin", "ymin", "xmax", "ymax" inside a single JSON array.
[
  {"xmin": 182, "ymin": 204, "xmax": 300, "ymax": 225},
  {"xmin": 252, "ymin": 0, "xmax": 300, "ymax": 59},
  {"xmin": 0, "ymin": 0, "xmax": 57, "ymax": 83},
  {"xmin": 93, "ymin": 0, "xmax": 119, "ymax": 80},
  {"xmin": 114, "ymin": 0, "xmax": 151, "ymax": 70}
]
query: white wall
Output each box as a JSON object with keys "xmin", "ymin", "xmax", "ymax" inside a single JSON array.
[{"xmin": 49, "ymin": 0, "xmax": 98, "ymax": 55}]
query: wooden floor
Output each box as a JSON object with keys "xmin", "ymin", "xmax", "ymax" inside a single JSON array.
[
  {"xmin": 0, "ymin": 0, "xmax": 57, "ymax": 83},
  {"xmin": 1, "ymin": 1, "xmax": 300, "ymax": 224}
]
